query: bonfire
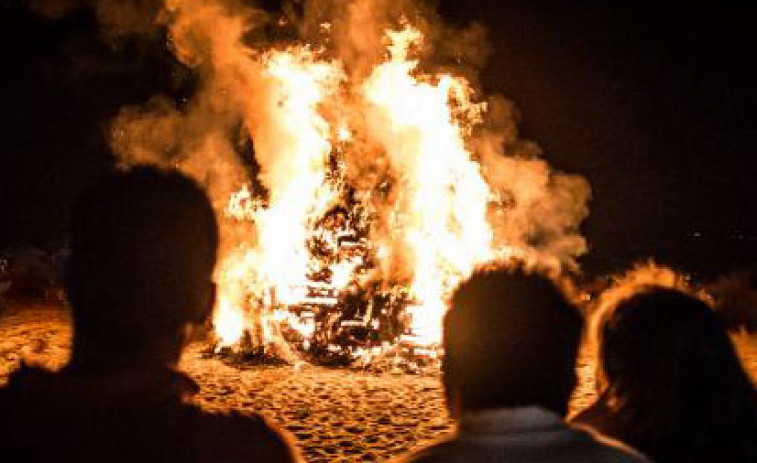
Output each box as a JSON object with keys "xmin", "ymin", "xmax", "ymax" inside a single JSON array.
[{"xmin": 110, "ymin": 0, "xmax": 591, "ymax": 367}]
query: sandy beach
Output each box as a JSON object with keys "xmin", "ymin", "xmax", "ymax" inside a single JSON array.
[{"xmin": 2, "ymin": 302, "xmax": 756, "ymax": 462}]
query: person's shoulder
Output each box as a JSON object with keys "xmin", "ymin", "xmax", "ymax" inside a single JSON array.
[
  {"xmin": 0, "ymin": 365, "xmax": 51, "ymax": 417},
  {"xmin": 570, "ymin": 422, "xmax": 652, "ymax": 462},
  {"xmin": 186, "ymin": 405, "xmax": 300, "ymax": 462},
  {"xmin": 389, "ymin": 436, "xmax": 459, "ymax": 463},
  {"xmin": 0, "ymin": 383, "xmax": 17, "ymax": 426}
]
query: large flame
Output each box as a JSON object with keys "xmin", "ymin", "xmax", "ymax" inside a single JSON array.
[
  {"xmin": 211, "ymin": 22, "xmax": 500, "ymax": 349},
  {"xmin": 361, "ymin": 24, "xmax": 494, "ymax": 343},
  {"xmin": 109, "ymin": 1, "xmax": 591, "ymax": 359},
  {"xmin": 215, "ymin": 45, "xmax": 345, "ymax": 347}
]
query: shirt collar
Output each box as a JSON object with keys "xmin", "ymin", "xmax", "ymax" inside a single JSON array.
[{"xmin": 459, "ymin": 406, "xmax": 565, "ymax": 436}]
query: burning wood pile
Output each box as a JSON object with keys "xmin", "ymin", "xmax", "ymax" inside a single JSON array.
[
  {"xmin": 109, "ymin": 0, "xmax": 592, "ymax": 369},
  {"xmin": 211, "ymin": 158, "xmax": 442, "ymax": 371}
]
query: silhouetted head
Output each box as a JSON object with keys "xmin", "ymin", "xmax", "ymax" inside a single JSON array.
[
  {"xmin": 65, "ymin": 166, "xmax": 218, "ymax": 369},
  {"xmin": 593, "ymin": 286, "xmax": 757, "ymax": 453},
  {"xmin": 443, "ymin": 268, "xmax": 583, "ymax": 416}
]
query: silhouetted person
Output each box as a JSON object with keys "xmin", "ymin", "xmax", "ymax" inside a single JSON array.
[
  {"xmin": 574, "ymin": 286, "xmax": 757, "ymax": 462},
  {"xmin": 399, "ymin": 269, "xmax": 648, "ymax": 462},
  {"xmin": 0, "ymin": 167, "xmax": 299, "ymax": 462}
]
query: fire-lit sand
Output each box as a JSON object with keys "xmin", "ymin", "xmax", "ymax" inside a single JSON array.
[
  {"xmin": 3, "ymin": 303, "xmax": 757, "ymax": 462},
  {"xmin": 0, "ymin": 303, "xmax": 447, "ymax": 463}
]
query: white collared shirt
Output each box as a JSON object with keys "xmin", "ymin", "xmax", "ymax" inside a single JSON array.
[{"xmin": 398, "ymin": 406, "xmax": 651, "ymax": 462}]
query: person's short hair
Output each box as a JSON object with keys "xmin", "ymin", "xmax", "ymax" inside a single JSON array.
[
  {"xmin": 444, "ymin": 268, "xmax": 583, "ymax": 415},
  {"xmin": 66, "ymin": 166, "xmax": 219, "ymax": 352}
]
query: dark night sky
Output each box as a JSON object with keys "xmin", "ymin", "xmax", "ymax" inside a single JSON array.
[{"xmin": 1, "ymin": 0, "xmax": 755, "ymax": 277}]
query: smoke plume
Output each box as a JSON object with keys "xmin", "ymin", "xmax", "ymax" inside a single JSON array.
[{"xmin": 37, "ymin": 0, "xmax": 594, "ymax": 347}]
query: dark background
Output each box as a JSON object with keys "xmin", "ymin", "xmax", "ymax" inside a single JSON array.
[{"xmin": 1, "ymin": 0, "xmax": 755, "ymax": 278}]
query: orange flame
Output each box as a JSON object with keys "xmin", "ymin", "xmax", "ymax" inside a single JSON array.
[{"xmin": 210, "ymin": 22, "xmax": 551, "ymax": 351}]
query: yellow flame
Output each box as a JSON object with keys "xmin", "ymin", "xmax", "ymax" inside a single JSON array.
[
  {"xmin": 213, "ymin": 46, "xmax": 345, "ymax": 347},
  {"xmin": 215, "ymin": 23, "xmax": 504, "ymax": 349},
  {"xmin": 362, "ymin": 24, "xmax": 494, "ymax": 343}
]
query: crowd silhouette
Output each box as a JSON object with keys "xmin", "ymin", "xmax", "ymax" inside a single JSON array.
[{"xmin": 1, "ymin": 166, "xmax": 756, "ymax": 462}]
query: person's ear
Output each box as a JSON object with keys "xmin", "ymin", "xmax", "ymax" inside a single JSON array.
[
  {"xmin": 445, "ymin": 383, "xmax": 463, "ymax": 419},
  {"xmin": 441, "ymin": 354, "xmax": 462, "ymax": 418},
  {"xmin": 594, "ymin": 361, "xmax": 608, "ymax": 394},
  {"xmin": 189, "ymin": 281, "xmax": 216, "ymax": 324},
  {"xmin": 60, "ymin": 254, "xmax": 76, "ymax": 304},
  {"xmin": 206, "ymin": 282, "xmax": 217, "ymax": 319}
]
